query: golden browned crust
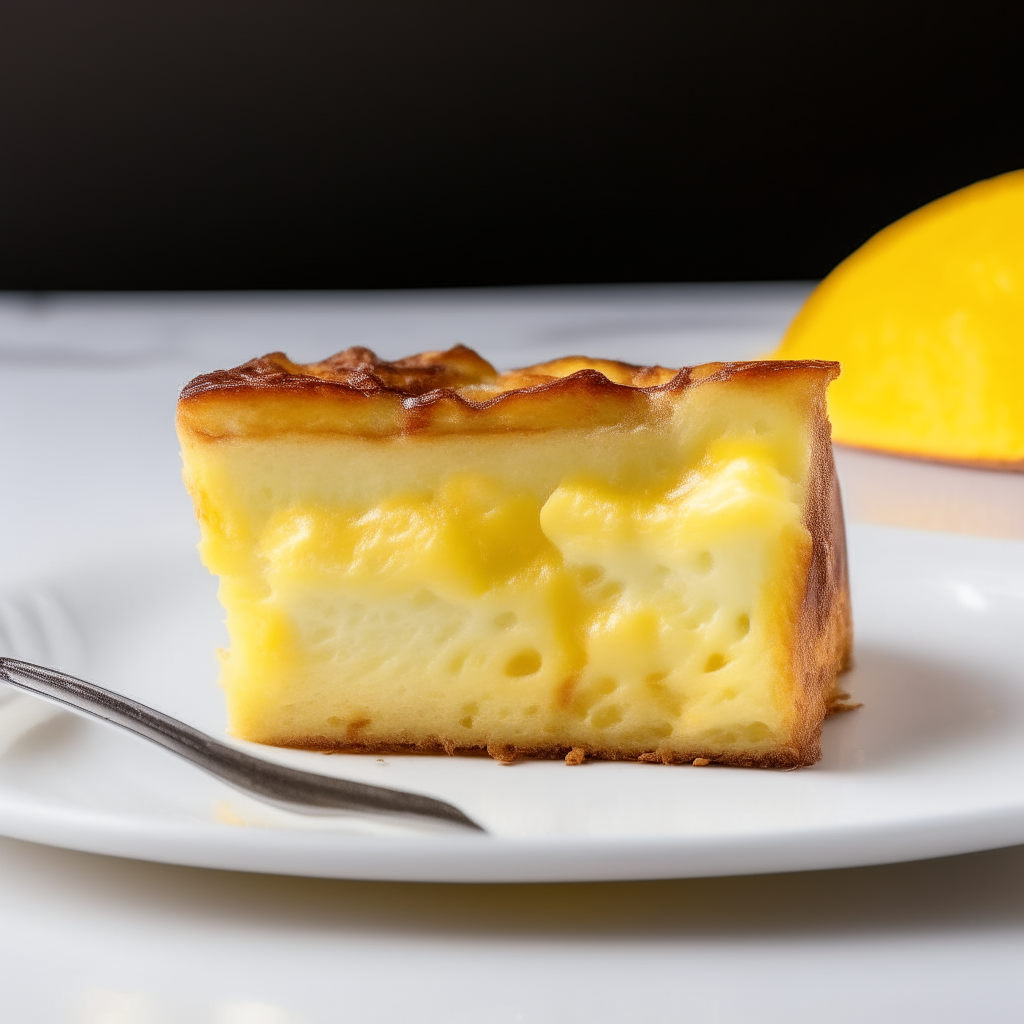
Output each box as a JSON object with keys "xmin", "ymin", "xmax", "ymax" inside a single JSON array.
[
  {"xmin": 177, "ymin": 345, "xmax": 843, "ymax": 440},
  {"xmin": 180, "ymin": 344, "xmax": 502, "ymax": 400},
  {"xmin": 186, "ymin": 345, "xmax": 852, "ymax": 768},
  {"xmin": 787, "ymin": 376, "xmax": 854, "ymax": 765}
]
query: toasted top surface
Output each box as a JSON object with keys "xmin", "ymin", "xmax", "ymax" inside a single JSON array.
[{"xmin": 178, "ymin": 345, "xmax": 839, "ymax": 439}]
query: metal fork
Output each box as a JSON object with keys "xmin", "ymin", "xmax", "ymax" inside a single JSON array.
[{"xmin": 0, "ymin": 657, "xmax": 484, "ymax": 832}]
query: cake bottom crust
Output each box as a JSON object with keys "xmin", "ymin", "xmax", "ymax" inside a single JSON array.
[{"xmin": 252, "ymin": 735, "xmax": 823, "ymax": 769}]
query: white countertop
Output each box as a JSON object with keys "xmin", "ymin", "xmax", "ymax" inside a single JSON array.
[{"xmin": 1, "ymin": 285, "xmax": 1021, "ymax": 1023}]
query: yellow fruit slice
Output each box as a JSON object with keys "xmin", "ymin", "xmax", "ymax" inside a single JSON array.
[{"xmin": 773, "ymin": 169, "xmax": 1024, "ymax": 467}]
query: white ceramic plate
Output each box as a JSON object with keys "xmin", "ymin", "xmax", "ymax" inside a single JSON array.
[{"xmin": 1, "ymin": 520, "xmax": 1024, "ymax": 883}]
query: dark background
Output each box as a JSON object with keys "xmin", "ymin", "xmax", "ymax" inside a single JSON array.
[{"xmin": 1, "ymin": 0, "xmax": 1021, "ymax": 290}]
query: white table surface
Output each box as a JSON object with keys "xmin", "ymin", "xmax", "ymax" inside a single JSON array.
[{"xmin": 1, "ymin": 285, "xmax": 1022, "ymax": 1023}]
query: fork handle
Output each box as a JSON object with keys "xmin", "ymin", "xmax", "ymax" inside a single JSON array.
[{"xmin": 0, "ymin": 658, "xmax": 484, "ymax": 831}]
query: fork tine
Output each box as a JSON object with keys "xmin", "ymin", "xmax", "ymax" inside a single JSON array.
[{"xmin": 0, "ymin": 589, "xmax": 83, "ymax": 753}]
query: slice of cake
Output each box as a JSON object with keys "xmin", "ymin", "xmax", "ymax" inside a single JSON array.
[{"xmin": 177, "ymin": 346, "xmax": 852, "ymax": 768}]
